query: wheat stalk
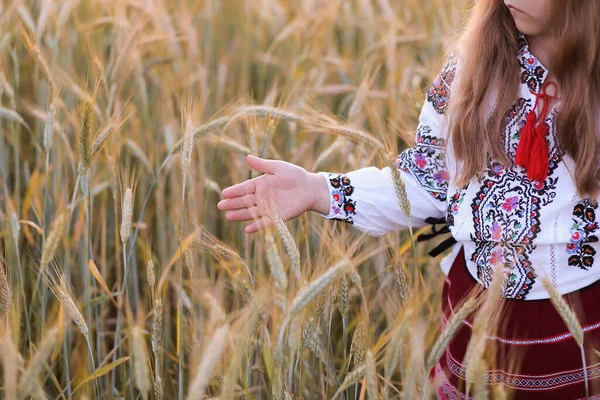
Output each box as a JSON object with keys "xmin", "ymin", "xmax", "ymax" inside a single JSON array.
[
  {"xmin": 17, "ymin": 326, "xmax": 60, "ymax": 398},
  {"xmin": 11, "ymin": 212, "xmax": 20, "ymax": 241},
  {"xmin": 1, "ymin": 330, "xmax": 21, "ymax": 400},
  {"xmin": 365, "ymin": 350, "xmax": 379, "ymax": 399}
]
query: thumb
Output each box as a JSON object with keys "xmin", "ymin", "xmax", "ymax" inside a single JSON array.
[{"xmin": 247, "ymin": 154, "xmax": 280, "ymax": 174}]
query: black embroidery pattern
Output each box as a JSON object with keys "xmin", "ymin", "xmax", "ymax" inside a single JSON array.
[
  {"xmin": 446, "ymin": 185, "xmax": 468, "ymax": 228},
  {"xmin": 518, "ymin": 33, "xmax": 547, "ymax": 93},
  {"xmin": 328, "ymin": 174, "xmax": 356, "ymax": 224},
  {"xmin": 396, "ymin": 125, "xmax": 449, "ymax": 202},
  {"xmin": 426, "ymin": 56, "xmax": 457, "ymax": 115},
  {"xmin": 567, "ymin": 201, "xmax": 599, "ymax": 271}
]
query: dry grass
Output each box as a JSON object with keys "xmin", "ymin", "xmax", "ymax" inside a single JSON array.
[{"xmin": 0, "ymin": 1, "xmax": 581, "ymax": 399}]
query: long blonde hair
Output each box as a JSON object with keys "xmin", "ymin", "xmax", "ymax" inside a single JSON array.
[{"xmin": 447, "ymin": 1, "xmax": 600, "ymax": 199}]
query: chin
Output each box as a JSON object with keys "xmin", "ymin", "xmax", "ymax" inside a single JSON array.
[{"xmin": 513, "ymin": 20, "xmax": 544, "ymax": 36}]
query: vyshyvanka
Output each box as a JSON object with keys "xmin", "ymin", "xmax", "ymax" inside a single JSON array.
[{"xmin": 318, "ymin": 32, "xmax": 600, "ymax": 398}]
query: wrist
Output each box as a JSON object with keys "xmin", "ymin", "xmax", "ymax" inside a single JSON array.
[{"xmin": 308, "ymin": 172, "xmax": 331, "ymax": 215}]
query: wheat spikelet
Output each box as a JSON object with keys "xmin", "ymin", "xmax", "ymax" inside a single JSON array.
[
  {"xmin": 11, "ymin": 212, "xmax": 20, "ymax": 241},
  {"xmin": 350, "ymin": 321, "xmax": 365, "ymax": 366},
  {"xmin": 541, "ymin": 277, "xmax": 584, "ymax": 347},
  {"xmin": 0, "ymin": 263, "xmax": 10, "ymax": 314},
  {"xmin": 264, "ymin": 231, "xmax": 287, "ymax": 291},
  {"xmin": 389, "ymin": 165, "xmax": 411, "ymax": 219},
  {"xmin": 40, "ymin": 263, "xmax": 88, "ymax": 339},
  {"xmin": 184, "ymin": 248, "xmax": 195, "ymax": 279},
  {"xmin": 287, "ymin": 260, "xmax": 349, "ymax": 320},
  {"xmin": 92, "ymin": 102, "xmax": 128, "ymax": 155},
  {"xmin": 154, "ymin": 376, "xmax": 163, "ymax": 400},
  {"xmin": 349, "ymin": 268, "xmax": 363, "ymax": 295},
  {"xmin": 272, "ymin": 214, "xmax": 300, "ymax": 280},
  {"xmin": 316, "ymin": 290, "xmax": 326, "ymax": 319},
  {"xmin": 492, "ymin": 383, "xmax": 508, "ymax": 400},
  {"xmin": 235, "ymin": 105, "xmax": 302, "ymax": 123},
  {"xmin": 43, "ymin": 102, "xmax": 56, "ymax": 152},
  {"xmin": 195, "ymin": 227, "xmax": 253, "ymax": 285},
  {"xmin": 365, "ymin": 350, "xmax": 379, "ymax": 399},
  {"xmin": 152, "ymin": 299, "xmax": 163, "ymax": 357},
  {"xmin": 248, "ymin": 125, "xmax": 258, "ymax": 155},
  {"xmin": 79, "ymin": 100, "xmax": 92, "ymax": 171},
  {"xmin": 17, "ymin": 326, "xmax": 60, "ymax": 398},
  {"xmin": 392, "ymin": 263, "xmax": 409, "ymax": 303},
  {"xmin": 332, "ymin": 364, "xmax": 367, "ymax": 399},
  {"xmin": 181, "ymin": 117, "xmax": 194, "ymax": 175},
  {"xmin": 275, "ymin": 259, "xmax": 349, "ymax": 360},
  {"xmin": 464, "ymin": 262, "xmax": 505, "ymax": 373},
  {"xmin": 425, "ymin": 296, "xmax": 478, "ymax": 372},
  {"xmin": 301, "ymin": 317, "xmax": 315, "ymax": 348},
  {"xmin": 470, "ymin": 355, "xmax": 489, "ymax": 400},
  {"xmin": 120, "ymin": 188, "xmax": 133, "ymax": 244},
  {"xmin": 147, "ymin": 258, "xmax": 156, "ymax": 289},
  {"xmin": 131, "ymin": 325, "xmax": 151, "ymax": 399},
  {"xmin": 337, "ymin": 275, "xmax": 349, "ymax": 318},
  {"xmin": 403, "ymin": 323, "xmax": 426, "ymax": 400},
  {"xmin": 259, "ymin": 119, "xmax": 275, "ymax": 158},
  {"xmin": 187, "ymin": 324, "xmax": 229, "ymax": 400},
  {"xmin": 40, "ymin": 212, "xmax": 68, "ymax": 271}
]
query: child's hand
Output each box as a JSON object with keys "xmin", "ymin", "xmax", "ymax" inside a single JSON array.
[{"xmin": 218, "ymin": 155, "xmax": 330, "ymax": 233}]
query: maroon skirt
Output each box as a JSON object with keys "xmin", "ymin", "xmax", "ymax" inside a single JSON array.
[{"xmin": 433, "ymin": 247, "xmax": 600, "ymax": 400}]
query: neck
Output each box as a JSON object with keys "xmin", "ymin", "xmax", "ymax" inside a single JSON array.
[{"xmin": 525, "ymin": 33, "xmax": 553, "ymax": 69}]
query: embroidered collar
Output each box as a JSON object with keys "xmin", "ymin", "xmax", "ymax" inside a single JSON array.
[{"xmin": 517, "ymin": 32, "xmax": 550, "ymax": 93}]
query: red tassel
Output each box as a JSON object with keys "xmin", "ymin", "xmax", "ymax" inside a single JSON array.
[
  {"xmin": 527, "ymin": 122, "xmax": 549, "ymax": 182},
  {"xmin": 515, "ymin": 110, "xmax": 537, "ymax": 168}
]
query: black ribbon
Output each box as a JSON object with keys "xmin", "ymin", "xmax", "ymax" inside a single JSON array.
[{"xmin": 416, "ymin": 217, "xmax": 457, "ymax": 257}]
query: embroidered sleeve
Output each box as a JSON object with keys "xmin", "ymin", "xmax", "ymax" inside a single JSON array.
[
  {"xmin": 317, "ymin": 56, "xmax": 458, "ymax": 237},
  {"xmin": 396, "ymin": 125, "xmax": 449, "ymax": 202}
]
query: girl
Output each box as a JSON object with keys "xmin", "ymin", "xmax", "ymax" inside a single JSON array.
[{"xmin": 218, "ymin": 1, "xmax": 600, "ymax": 398}]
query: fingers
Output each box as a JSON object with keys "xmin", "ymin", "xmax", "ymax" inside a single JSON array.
[
  {"xmin": 225, "ymin": 206, "xmax": 261, "ymax": 221},
  {"xmin": 217, "ymin": 193, "xmax": 256, "ymax": 211},
  {"xmin": 221, "ymin": 177, "xmax": 257, "ymax": 199},
  {"xmin": 247, "ymin": 154, "xmax": 279, "ymax": 174},
  {"xmin": 245, "ymin": 216, "xmax": 274, "ymax": 234}
]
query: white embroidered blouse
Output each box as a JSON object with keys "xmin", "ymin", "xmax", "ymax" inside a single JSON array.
[{"xmin": 318, "ymin": 34, "xmax": 600, "ymax": 300}]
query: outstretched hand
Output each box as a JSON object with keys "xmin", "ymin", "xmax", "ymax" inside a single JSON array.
[{"xmin": 217, "ymin": 155, "xmax": 329, "ymax": 233}]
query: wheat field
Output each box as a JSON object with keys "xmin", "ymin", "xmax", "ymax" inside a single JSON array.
[{"xmin": 0, "ymin": 1, "xmax": 580, "ymax": 399}]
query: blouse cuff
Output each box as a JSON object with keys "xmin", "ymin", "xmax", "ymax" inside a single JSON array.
[{"xmin": 317, "ymin": 171, "xmax": 357, "ymax": 224}]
